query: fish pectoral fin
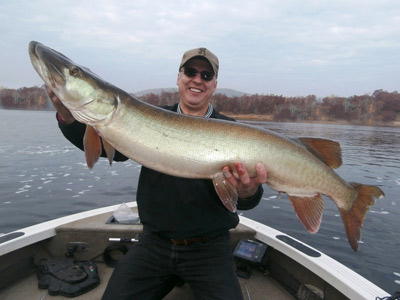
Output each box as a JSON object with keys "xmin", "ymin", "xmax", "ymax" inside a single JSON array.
[
  {"xmin": 288, "ymin": 194, "xmax": 324, "ymax": 234},
  {"xmin": 83, "ymin": 125, "xmax": 102, "ymax": 169},
  {"xmin": 212, "ymin": 173, "xmax": 238, "ymax": 213},
  {"xmin": 101, "ymin": 138, "xmax": 115, "ymax": 166},
  {"xmin": 298, "ymin": 137, "xmax": 342, "ymax": 169}
]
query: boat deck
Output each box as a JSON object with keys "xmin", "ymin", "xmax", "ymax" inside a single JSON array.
[
  {"xmin": 1, "ymin": 261, "xmax": 294, "ymax": 300},
  {"xmin": 0, "ymin": 209, "xmax": 295, "ymax": 300}
]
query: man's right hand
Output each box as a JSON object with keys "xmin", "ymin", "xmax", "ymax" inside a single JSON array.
[{"xmin": 46, "ymin": 86, "xmax": 75, "ymax": 125}]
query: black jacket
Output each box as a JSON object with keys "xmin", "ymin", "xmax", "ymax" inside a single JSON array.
[{"xmin": 58, "ymin": 103, "xmax": 263, "ymax": 239}]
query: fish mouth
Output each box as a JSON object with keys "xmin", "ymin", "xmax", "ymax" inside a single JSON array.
[
  {"xmin": 29, "ymin": 41, "xmax": 39, "ymax": 60},
  {"xmin": 30, "ymin": 41, "xmax": 106, "ymax": 112},
  {"xmin": 47, "ymin": 62, "xmax": 66, "ymax": 87},
  {"xmin": 29, "ymin": 41, "xmax": 68, "ymax": 89},
  {"xmin": 29, "ymin": 42, "xmax": 47, "ymax": 83}
]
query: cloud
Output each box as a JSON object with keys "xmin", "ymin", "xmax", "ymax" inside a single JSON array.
[{"xmin": 1, "ymin": 0, "xmax": 400, "ymax": 96}]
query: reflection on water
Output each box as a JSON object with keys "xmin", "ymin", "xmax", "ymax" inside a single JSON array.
[{"xmin": 1, "ymin": 110, "xmax": 399, "ymax": 294}]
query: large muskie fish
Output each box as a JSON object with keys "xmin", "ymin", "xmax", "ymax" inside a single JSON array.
[{"xmin": 29, "ymin": 41, "xmax": 384, "ymax": 251}]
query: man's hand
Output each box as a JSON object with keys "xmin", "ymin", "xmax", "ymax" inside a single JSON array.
[
  {"xmin": 46, "ymin": 86, "xmax": 75, "ymax": 125},
  {"xmin": 222, "ymin": 162, "xmax": 267, "ymax": 199}
]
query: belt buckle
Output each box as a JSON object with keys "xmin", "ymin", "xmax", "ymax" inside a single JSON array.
[
  {"xmin": 170, "ymin": 237, "xmax": 208, "ymax": 246},
  {"xmin": 170, "ymin": 238, "xmax": 189, "ymax": 245}
]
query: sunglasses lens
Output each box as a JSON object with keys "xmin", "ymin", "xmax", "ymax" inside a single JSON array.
[
  {"xmin": 183, "ymin": 67, "xmax": 214, "ymax": 81},
  {"xmin": 184, "ymin": 67, "xmax": 198, "ymax": 78},
  {"xmin": 200, "ymin": 71, "xmax": 213, "ymax": 81}
]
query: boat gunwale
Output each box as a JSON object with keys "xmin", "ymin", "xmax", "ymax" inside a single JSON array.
[
  {"xmin": 0, "ymin": 203, "xmax": 389, "ymax": 299},
  {"xmin": 239, "ymin": 216, "xmax": 388, "ymax": 300},
  {"xmin": 0, "ymin": 202, "xmax": 139, "ymax": 256}
]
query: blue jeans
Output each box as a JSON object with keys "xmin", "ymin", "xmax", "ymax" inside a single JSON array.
[{"xmin": 102, "ymin": 230, "xmax": 244, "ymax": 300}]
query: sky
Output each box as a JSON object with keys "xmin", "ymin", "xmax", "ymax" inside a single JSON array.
[{"xmin": 0, "ymin": 0, "xmax": 399, "ymax": 98}]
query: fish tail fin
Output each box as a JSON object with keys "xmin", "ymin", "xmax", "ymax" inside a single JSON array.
[{"xmin": 339, "ymin": 183, "xmax": 384, "ymax": 251}]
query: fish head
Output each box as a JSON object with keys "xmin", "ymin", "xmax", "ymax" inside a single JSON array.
[{"xmin": 29, "ymin": 41, "xmax": 118, "ymax": 126}]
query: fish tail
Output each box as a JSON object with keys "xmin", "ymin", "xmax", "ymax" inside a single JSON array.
[{"xmin": 339, "ymin": 183, "xmax": 384, "ymax": 251}]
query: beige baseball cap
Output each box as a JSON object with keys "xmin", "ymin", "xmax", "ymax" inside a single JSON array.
[{"xmin": 179, "ymin": 47, "xmax": 219, "ymax": 77}]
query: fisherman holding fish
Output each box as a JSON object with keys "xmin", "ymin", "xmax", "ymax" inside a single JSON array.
[{"xmin": 46, "ymin": 48, "xmax": 268, "ymax": 300}]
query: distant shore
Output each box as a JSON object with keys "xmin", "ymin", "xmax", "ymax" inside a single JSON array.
[
  {"xmin": 1, "ymin": 108, "xmax": 398, "ymax": 127},
  {"xmin": 225, "ymin": 113, "xmax": 400, "ymax": 127}
]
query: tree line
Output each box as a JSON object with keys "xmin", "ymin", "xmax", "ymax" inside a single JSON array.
[
  {"xmin": 138, "ymin": 89, "xmax": 400, "ymax": 124},
  {"xmin": 0, "ymin": 87, "xmax": 51, "ymax": 110},
  {"xmin": 1, "ymin": 86, "xmax": 399, "ymax": 125}
]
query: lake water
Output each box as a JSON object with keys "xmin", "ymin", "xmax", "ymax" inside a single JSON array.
[{"xmin": 0, "ymin": 109, "xmax": 399, "ymax": 295}]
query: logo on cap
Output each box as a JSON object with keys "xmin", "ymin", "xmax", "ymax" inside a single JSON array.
[{"xmin": 198, "ymin": 48, "xmax": 207, "ymax": 56}]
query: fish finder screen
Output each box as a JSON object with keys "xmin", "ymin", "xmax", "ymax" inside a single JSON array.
[
  {"xmin": 236, "ymin": 241, "xmax": 257, "ymax": 258},
  {"xmin": 234, "ymin": 239, "xmax": 268, "ymax": 264}
]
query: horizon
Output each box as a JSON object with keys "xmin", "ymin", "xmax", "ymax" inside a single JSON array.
[{"xmin": 1, "ymin": 84, "xmax": 397, "ymax": 100}]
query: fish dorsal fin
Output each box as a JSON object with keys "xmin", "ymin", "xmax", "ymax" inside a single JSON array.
[
  {"xmin": 299, "ymin": 138, "xmax": 342, "ymax": 169},
  {"xmin": 288, "ymin": 194, "xmax": 324, "ymax": 233},
  {"xmin": 83, "ymin": 125, "xmax": 102, "ymax": 169},
  {"xmin": 101, "ymin": 138, "xmax": 115, "ymax": 166},
  {"xmin": 212, "ymin": 173, "xmax": 238, "ymax": 212}
]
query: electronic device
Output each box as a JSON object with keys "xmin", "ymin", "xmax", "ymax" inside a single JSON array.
[{"xmin": 233, "ymin": 239, "xmax": 268, "ymax": 265}]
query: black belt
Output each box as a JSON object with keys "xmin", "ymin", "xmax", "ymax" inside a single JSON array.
[
  {"xmin": 170, "ymin": 236, "xmax": 210, "ymax": 246},
  {"xmin": 144, "ymin": 228, "xmax": 227, "ymax": 246}
]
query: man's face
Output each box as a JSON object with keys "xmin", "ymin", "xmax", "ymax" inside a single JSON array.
[{"xmin": 176, "ymin": 58, "xmax": 217, "ymax": 115}]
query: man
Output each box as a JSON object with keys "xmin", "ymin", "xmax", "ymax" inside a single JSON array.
[{"xmin": 47, "ymin": 47, "xmax": 267, "ymax": 300}]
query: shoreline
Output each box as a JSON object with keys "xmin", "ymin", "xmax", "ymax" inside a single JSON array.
[
  {"xmin": 1, "ymin": 108, "xmax": 399, "ymax": 127},
  {"xmin": 225, "ymin": 113, "xmax": 400, "ymax": 127}
]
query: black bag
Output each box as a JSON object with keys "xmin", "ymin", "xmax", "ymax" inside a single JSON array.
[{"xmin": 37, "ymin": 257, "xmax": 100, "ymax": 297}]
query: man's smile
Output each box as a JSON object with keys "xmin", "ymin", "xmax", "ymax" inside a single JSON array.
[{"xmin": 189, "ymin": 87, "xmax": 203, "ymax": 93}]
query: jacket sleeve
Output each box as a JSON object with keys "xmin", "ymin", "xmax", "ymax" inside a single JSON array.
[
  {"xmin": 237, "ymin": 185, "xmax": 264, "ymax": 210},
  {"xmin": 56, "ymin": 113, "xmax": 129, "ymax": 162}
]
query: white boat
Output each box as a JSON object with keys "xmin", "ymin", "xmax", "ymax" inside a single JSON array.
[{"xmin": 0, "ymin": 202, "xmax": 390, "ymax": 300}]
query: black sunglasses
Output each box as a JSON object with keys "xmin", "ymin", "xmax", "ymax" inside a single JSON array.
[{"xmin": 182, "ymin": 67, "xmax": 215, "ymax": 81}]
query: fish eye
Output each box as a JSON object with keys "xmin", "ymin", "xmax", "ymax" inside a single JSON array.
[{"xmin": 69, "ymin": 66, "xmax": 80, "ymax": 76}]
